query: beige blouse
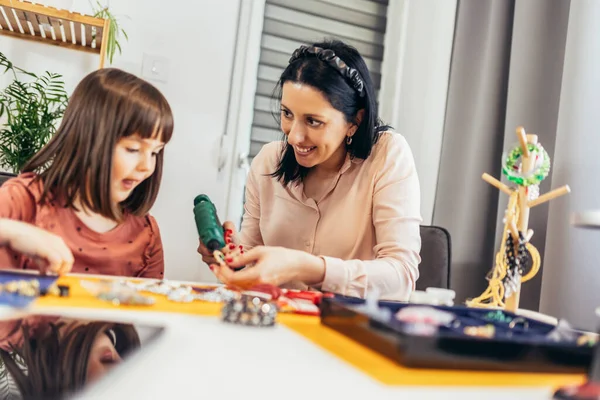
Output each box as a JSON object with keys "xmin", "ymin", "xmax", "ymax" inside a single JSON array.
[{"xmin": 240, "ymin": 132, "xmax": 422, "ymax": 301}]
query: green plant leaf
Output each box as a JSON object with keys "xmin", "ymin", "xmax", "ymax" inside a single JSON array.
[
  {"xmin": 0, "ymin": 52, "xmax": 69, "ymax": 172},
  {"xmin": 90, "ymin": 2, "xmax": 128, "ymax": 65}
]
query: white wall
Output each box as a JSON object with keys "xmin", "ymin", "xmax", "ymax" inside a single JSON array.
[
  {"xmin": 378, "ymin": 0, "xmax": 457, "ymax": 225},
  {"xmin": 0, "ymin": 0, "xmax": 241, "ymax": 282},
  {"xmin": 539, "ymin": 0, "xmax": 600, "ymax": 330}
]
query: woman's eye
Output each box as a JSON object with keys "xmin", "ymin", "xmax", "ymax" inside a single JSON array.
[
  {"xmin": 281, "ymin": 109, "xmax": 292, "ymax": 118},
  {"xmin": 126, "ymin": 148, "xmax": 140, "ymax": 153},
  {"xmin": 307, "ymin": 118, "xmax": 322, "ymax": 127}
]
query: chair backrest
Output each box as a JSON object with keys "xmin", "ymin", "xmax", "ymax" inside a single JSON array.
[
  {"xmin": 0, "ymin": 173, "xmax": 13, "ymax": 187},
  {"xmin": 416, "ymin": 225, "xmax": 451, "ymax": 290}
]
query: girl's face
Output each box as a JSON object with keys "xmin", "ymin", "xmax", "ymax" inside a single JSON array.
[
  {"xmin": 111, "ymin": 133, "xmax": 165, "ymax": 204},
  {"xmin": 280, "ymin": 82, "xmax": 359, "ymax": 171},
  {"xmin": 86, "ymin": 330, "xmax": 122, "ymax": 383}
]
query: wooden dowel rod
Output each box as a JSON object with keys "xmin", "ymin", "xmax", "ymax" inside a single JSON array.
[
  {"xmin": 98, "ymin": 18, "xmax": 110, "ymax": 68},
  {"xmin": 525, "ymin": 229, "xmax": 534, "ymax": 242},
  {"xmin": 482, "ymin": 173, "xmax": 512, "ymax": 195},
  {"xmin": 517, "ymin": 127, "xmax": 530, "ymax": 157},
  {"xmin": 528, "ymin": 185, "xmax": 571, "ymax": 208}
]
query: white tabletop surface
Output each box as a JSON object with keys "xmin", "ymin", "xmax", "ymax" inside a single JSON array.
[{"xmin": 0, "ymin": 298, "xmax": 571, "ymax": 400}]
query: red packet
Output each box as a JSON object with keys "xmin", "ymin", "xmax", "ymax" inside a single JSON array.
[{"xmin": 277, "ymin": 289, "xmax": 334, "ymax": 316}]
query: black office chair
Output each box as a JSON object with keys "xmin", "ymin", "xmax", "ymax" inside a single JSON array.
[{"xmin": 416, "ymin": 225, "xmax": 452, "ymax": 290}]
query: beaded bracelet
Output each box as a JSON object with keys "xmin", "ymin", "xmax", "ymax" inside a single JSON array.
[{"xmin": 502, "ymin": 142, "xmax": 550, "ymax": 187}]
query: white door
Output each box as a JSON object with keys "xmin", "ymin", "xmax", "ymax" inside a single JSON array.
[{"xmin": 0, "ymin": 0, "xmax": 243, "ymax": 282}]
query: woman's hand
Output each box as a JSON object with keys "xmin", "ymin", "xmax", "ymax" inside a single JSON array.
[
  {"xmin": 0, "ymin": 219, "xmax": 74, "ymax": 275},
  {"xmin": 211, "ymin": 246, "xmax": 326, "ymax": 288},
  {"xmin": 197, "ymin": 221, "xmax": 242, "ymax": 265}
]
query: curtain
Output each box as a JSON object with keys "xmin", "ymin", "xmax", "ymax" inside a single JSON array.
[
  {"xmin": 539, "ymin": 0, "xmax": 600, "ymax": 331},
  {"xmin": 432, "ymin": 0, "xmax": 570, "ymax": 309}
]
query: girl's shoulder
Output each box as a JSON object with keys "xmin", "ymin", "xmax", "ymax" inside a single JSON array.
[
  {"xmin": 1, "ymin": 172, "xmax": 44, "ymax": 197},
  {"xmin": 0, "ymin": 173, "xmax": 47, "ymax": 219},
  {"xmin": 123, "ymin": 212, "xmax": 162, "ymax": 239}
]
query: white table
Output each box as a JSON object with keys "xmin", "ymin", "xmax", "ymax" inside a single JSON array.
[{"xmin": 5, "ymin": 290, "xmax": 568, "ymax": 400}]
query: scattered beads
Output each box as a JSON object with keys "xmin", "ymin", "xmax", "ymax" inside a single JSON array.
[
  {"xmin": 0, "ymin": 279, "xmax": 67, "ymax": 298},
  {"xmin": 221, "ymin": 293, "xmax": 278, "ymax": 327},
  {"xmin": 125, "ymin": 279, "xmax": 237, "ymax": 304},
  {"xmin": 576, "ymin": 333, "xmax": 599, "ymax": 347},
  {"xmin": 483, "ymin": 310, "xmax": 513, "ymax": 324},
  {"xmin": 464, "ymin": 324, "xmax": 495, "ymax": 339},
  {"xmin": 98, "ymin": 291, "xmax": 156, "ymax": 306}
]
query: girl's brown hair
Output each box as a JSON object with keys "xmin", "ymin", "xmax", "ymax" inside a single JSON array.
[
  {"xmin": 0, "ymin": 321, "xmax": 140, "ymax": 400},
  {"xmin": 23, "ymin": 68, "xmax": 174, "ymax": 221}
]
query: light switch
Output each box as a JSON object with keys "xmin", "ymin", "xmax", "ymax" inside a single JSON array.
[{"xmin": 141, "ymin": 54, "xmax": 170, "ymax": 83}]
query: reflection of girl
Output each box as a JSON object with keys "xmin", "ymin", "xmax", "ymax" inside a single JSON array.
[{"xmin": 0, "ymin": 318, "xmax": 140, "ymax": 399}]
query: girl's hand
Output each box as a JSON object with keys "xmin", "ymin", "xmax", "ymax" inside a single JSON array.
[
  {"xmin": 211, "ymin": 246, "xmax": 325, "ymax": 288},
  {"xmin": 0, "ymin": 219, "xmax": 74, "ymax": 275},
  {"xmin": 197, "ymin": 221, "xmax": 243, "ymax": 266}
]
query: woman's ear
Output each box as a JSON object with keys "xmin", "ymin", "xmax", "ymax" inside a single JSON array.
[
  {"xmin": 355, "ymin": 109, "xmax": 365, "ymax": 126},
  {"xmin": 349, "ymin": 109, "xmax": 365, "ymax": 136}
]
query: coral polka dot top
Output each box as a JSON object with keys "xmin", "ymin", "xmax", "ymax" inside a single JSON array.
[{"xmin": 0, "ymin": 173, "xmax": 164, "ymax": 279}]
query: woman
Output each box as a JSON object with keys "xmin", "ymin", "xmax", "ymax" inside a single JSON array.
[{"xmin": 199, "ymin": 40, "xmax": 422, "ymax": 301}]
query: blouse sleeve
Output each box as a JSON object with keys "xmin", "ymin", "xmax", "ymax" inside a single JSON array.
[
  {"xmin": 319, "ymin": 134, "xmax": 422, "ymax": 301},
  {"xmin": 138, "ymin": 215, "xmax": 165, "ymax": 279},
  {"xmin": 238, "ymin": 151, "xmax": 266, "ymax": 250}
]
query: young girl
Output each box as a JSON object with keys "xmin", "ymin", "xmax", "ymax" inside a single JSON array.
[{"xmin": 0, "ymin": 68, "xmax": 173, "ymax": 279}]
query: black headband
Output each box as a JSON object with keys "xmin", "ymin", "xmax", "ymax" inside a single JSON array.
[{"xmin": 288, "ymin": 45, "xmax": 365, "ymax": 97}]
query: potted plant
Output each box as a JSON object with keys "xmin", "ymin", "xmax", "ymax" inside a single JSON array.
[
  {"xmin": 0, "ymin": 51, "xmax": 68, "ymax": 183},
  {"xmin": 92, "ymin": 1, "xmax": 129, "ymax": 65}
]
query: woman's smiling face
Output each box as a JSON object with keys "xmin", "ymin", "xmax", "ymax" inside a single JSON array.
[{"xmin": 280, "ymin": 81, "xmax": 357, "ymax": 170}]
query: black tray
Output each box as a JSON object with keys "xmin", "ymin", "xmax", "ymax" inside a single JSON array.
[{"xmin": 319, "ymin": 296, "xmax": 594, "ymax": 374}]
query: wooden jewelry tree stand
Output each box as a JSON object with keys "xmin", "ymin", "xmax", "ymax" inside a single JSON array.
[{"xmin": 466, "ymin": 127, "xmax": 571, "ymax": 312}]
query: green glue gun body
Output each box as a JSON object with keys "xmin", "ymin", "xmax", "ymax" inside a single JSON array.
[{"xmin": 193, "ymin": 194, "xmax": 226, "ymax": 252}]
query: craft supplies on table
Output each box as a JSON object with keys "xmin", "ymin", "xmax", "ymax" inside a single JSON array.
[
  {"xmin": 320, "ymin": 296, "xmax": 596, "ymax": 374},
  {"xmin": 0, "ymin": 270, "xmax": 68, "ymax": 308},
  {"xmin": 70, "ymin": 275, "xmax": 333, "ymax": 328}
]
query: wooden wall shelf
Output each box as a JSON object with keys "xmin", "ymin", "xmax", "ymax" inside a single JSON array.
[{"xmin": 0, "ymin": 0, "xmax": 109, "ymax": 68}]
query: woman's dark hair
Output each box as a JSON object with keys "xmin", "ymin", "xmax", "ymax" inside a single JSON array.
[
  {"xmin": 271, "ymin": 39, "xmax": 390, "ymax": 185},
  {"xmin": 0, "ymin": 321, "xmax": 140, "ymax": 400},
  {"xmin": 23, "ymin": 68, "xmax": 174, "ymax": 222}
]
